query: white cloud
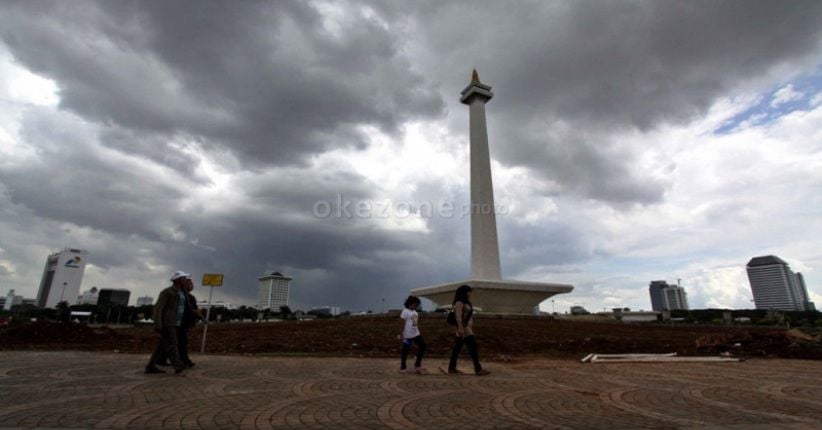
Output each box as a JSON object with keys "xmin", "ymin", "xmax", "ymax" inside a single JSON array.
[
  {"xmin": 771, "ymin": 83, "xmax": 804, "ymax": 107},
  {"xmin": 0, "ymin": 46, "xmax": 59, "ymax": 107},
  {"xmin": 524, "ymin": 90, "xmax": 822, "ymax": 313}
]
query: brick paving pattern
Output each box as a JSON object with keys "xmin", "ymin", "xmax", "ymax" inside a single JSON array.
[{"xmin": 1, "ymin": 351, "xmax": 821, "ymax": 429}]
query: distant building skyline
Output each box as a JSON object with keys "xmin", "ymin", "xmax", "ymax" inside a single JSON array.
[
  {"xmin": 648, "ymin": 280, "xmax": 689, "ymax": 311},
  {"xmin": 311, "ymin": 306, "xmax": 341, "ymax": 317},
  {"xmin": 197, "ymin": 300, "xmax": 234, "ymax": 311},
  {"xmin": 258, "ymin": 272, "xmax": 292, "ymax": 311},
  {"xmin": 747, "ymin": 255, "xmax": 815, "ymax": 311}
]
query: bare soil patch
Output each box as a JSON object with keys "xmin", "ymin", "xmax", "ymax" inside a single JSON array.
[{"xmin": 1, "ymin": 316, "xmax": 819, "ymax": 360}]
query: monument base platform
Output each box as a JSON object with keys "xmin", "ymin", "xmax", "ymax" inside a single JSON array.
[{"xmin": 411, "ymin": 279, "xmax": 574, "ymax": 315}]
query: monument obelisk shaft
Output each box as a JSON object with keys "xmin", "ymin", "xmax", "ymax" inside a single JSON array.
[{"xmin": 461, "ymin": 70, "xmax": 501, "ymax": 281}]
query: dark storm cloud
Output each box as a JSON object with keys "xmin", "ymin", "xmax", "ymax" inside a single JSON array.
[
  {"xmin": 0, "ymin": 109, "xmax": 187, "ymax": 243},
  {"xmin": 98, "ymin": 128, "xmax": 205, "ymax": 183},
  {"xmin": 0, "ymin": 0, "xmax": 444, "ymax": 167},
  {"xmin": 2, "ymin": 1, "xmax": 822, "ymax": 310},
  {"xmin": 0, "ymin": 108, "xmax": 464, "ymax": 309},
  {"xmin": 374, "ymin": 0, "xmax": 822, "ymax": 204},
  {"xmin": 0, "ymin": 0, "xmax": 450, "ymax": 308},
  {"xmin": 162, "ymin": 211, "xmax": 466, "ymax": 311},
  {"xmin": 499, "ymin": 220, "xmax": 602, "ymax": 277}
]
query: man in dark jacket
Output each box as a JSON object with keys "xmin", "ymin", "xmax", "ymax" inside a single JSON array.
[
  {"xmin": 178, "ymin": 277, "xmax": 205, "ymax": 367},
  {"xmin": 151, "ymin": 278, "xmax": 205, "ymax": 368},
  {"xmin": 145, "ymin": 271, "xmax": 189, "ymax": 374}
]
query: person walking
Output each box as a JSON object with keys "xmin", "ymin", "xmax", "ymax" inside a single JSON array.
[
  {"xmin": 447, "ymin": 285, "xmax": 489, "ymax": 376},
  {"xmin": 151, "ymin": 277, "xmax": 205, "ymax": 368},
  {"xmin": 145, "ymin": 271, "xmax": 189, "ymax": 374},
  {"xmin": 178, "ymin": 277, "xmax": 205, "ymax": 368},
  {"xmin": 398, "ymin": 295, "xmax": 427, "ymax": 374}
]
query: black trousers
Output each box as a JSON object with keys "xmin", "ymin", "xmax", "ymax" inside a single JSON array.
[
  {"xmin": 448, "ymin": 335, "xmax": 482, "ymax": 373},
  {"xmin": 148, "ymin": 326, "xmax": 183, "ymax": 370},
  {"xmin": 153, "ymin": 327, "xmax": 192, "ymax": 366},
  {"xmin": 400, "ymin": 335, "xmax": 426, "ymax": 370},
  {"xmin": 177, "ymin": 327, "xmax": 191, "ymax": 365}
]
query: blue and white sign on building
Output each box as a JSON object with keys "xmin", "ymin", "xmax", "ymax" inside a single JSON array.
[{"xmin": 36, "ymin": 248, "xmax": 89, "ymax": 308}]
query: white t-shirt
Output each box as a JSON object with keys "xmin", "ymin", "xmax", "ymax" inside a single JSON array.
[{"xmin": 401, "ymin": 308, "xmax": 420, "ymax": 339}]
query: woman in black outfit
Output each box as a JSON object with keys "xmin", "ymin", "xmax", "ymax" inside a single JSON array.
[{"xmin": 447, "ymin": 285, "xmax": 490, "ymax": 375}]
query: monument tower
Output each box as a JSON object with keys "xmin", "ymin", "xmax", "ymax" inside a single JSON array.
[
  {"xmin": 463, "ymin": 70, "xmax": 502, "ymax": 281},
  {"xmin": 412, "ymin": 71, "xmax": 573, "ymax": 314}
]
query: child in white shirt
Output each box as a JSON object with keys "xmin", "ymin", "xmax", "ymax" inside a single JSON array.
[{"xmin": 399, "ymin": 295, "xmax": 427, "ymax": 374}]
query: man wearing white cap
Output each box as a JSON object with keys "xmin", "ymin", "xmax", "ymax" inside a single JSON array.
[{"xmin": 145, "ymin": 271, "xmax": 190, "ymax": 374}]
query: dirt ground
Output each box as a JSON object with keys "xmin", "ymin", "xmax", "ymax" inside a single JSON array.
[{"xmin": 1, "ymin": 315, "xmax": 820, "ymax": 360}]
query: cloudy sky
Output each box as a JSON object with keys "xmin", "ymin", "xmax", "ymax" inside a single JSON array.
[{"xmin": 1, "ymin": 1, "xmax": 821, "ymax": 312}]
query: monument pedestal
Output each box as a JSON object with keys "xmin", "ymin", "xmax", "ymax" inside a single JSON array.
[{"xmin": 412, "ymin": 279, "xmax": 573, "ymax": 315}]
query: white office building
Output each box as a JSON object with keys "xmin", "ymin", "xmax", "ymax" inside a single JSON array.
[
  {"xmin": 747, "ymin": 255, "xmax": 814, "ymax": 311},
  {"xmin": 36, "ymin": 248, "xmax": 89, "ymax": 309},
  {"xmin": 258, "ymin": 272, "xmax": 292, "ymax": 310}
]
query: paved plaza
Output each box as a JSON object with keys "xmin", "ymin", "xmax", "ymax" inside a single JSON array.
[{"xmin": 1, "ymin": 351, "xmax": 822, "ymax": 429}]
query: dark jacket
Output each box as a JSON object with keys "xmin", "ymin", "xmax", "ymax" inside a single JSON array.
[
  {"xmin": 153, "ymin": 286, "xmax": 181, "ymax": 329},
  {"xmin": 183, "ymin": 293, "xmax": 199, "ymax": 329}
]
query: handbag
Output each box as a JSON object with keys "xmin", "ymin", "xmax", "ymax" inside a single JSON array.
[{"xmin": 446, "ymin": 309, "xmax": 457, "ymax": 326}]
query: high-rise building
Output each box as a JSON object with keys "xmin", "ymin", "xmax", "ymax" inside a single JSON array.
[
  {"xmin": 791, "ymin": 272, "xmax": 815, "ymax": 311},
  {"xmin": 36, "ymin": 248, "xmax": 88, "ymax": 308},
  {"xmin": 136, "ymin": 296, "xmax": 154, "ymax": 307},
  {"xmin": 77, "ymin": 287, "xmax": 99, "ymax": 305},
  {"xmin": 747, "ymin": 255, "xmax": 814, "ymax": 311},
  {"xmin": 648, "ymin": 280, "xmax": 689, "ymax": 311},
  {"xmin": 97, "ymin": 289, "xmax": 130, "ymax": 307},
  {"xmin": 257, "ymin": 272, "xmax": 292, "ymax": 310},
  {"xmin": 665, "ymin": 286, "xmax": 688, "ymax": 310},
  {"xmin": 649, "ymin": 281, "xmax": 668, "ymax": 311},
  {"xmin": 4, "ymin": 289, "xmax": 23, "ymax": 311}
]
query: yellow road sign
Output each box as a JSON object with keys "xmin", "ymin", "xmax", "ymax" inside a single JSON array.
[{"xmin": 202, "ymin": 273, "xmax": 224, "ymax": 287}]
